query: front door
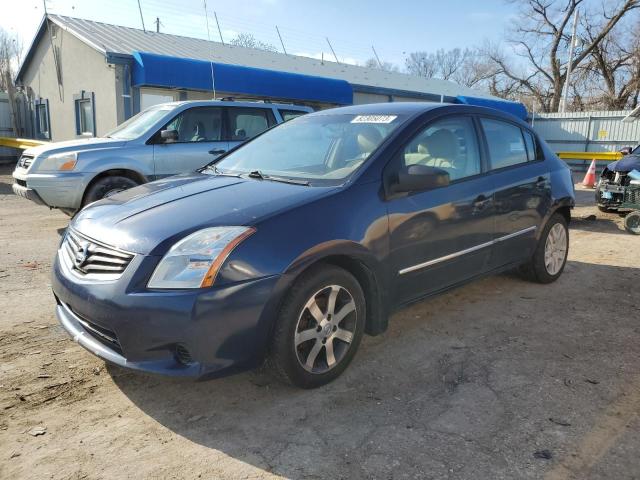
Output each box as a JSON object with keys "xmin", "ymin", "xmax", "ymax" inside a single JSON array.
[
  {"xmin": 152, "ymin": 106, "xmax": 228, "ymax": 178},
  {"xmin": 387, "ymin": 115, "xmax": 496, "ymax": 305},
  {"xmin": 478, "ymin": 118, "xmax": 552, "ymax": 268}
]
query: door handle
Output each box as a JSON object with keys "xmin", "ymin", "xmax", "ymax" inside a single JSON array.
[
  {"xmin": 209, "ymin": 149, "xmax": 226, "ymax": 155},
  {"xmin": 473, "ymin": 195, "xmax": 492, "ymax": 209}
]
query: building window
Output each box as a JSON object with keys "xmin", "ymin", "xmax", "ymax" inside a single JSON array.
[
  {"xmin": 34, "ymin": 98, "xmax": 50, "ymax": 140},
  {"xmin": 74, "ymin": 91, "xmax": 96, "ymax": 136}
]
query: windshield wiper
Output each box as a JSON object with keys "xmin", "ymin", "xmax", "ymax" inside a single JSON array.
[
  {"xmin": 246, "ymin": 170, "xmax": 309, "ymax": 186},
  {"xmin": 201, "ymin": 165, "xmax": 242, "ymax": 177}
]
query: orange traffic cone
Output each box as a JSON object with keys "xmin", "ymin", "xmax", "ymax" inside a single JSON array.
[{"xmin": 582, "ymin": 158, "xmax": 597, "ymax": 188}]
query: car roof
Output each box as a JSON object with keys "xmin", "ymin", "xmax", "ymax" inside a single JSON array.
[
  {"xmin": 162, "ymin": 100, "xmax": 312, "ymax": 110},
  {"xmin": 309, "ymin": 102, "xmax": 530, "ymax": 127}
]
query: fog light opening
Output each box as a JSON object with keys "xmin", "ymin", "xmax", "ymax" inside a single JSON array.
[{"xmin": 174, "ymin": 344, "xmax": 194, "ymax": 366}]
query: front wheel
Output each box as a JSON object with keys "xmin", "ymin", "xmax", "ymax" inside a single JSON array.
[
  {"xmin": 268, "ymin": 265, "xmax": 366, "ymax": 389},
  {"xmin": 519, "ymin": 213, "xmax": 569, "ymax": 284},
  {"xmin": 624, "ymin": 211, "xmax": 640, "ymax": 234},
  {"xmin": 82, "ymin": 176, "xmax": 139, "ymax": 207}
]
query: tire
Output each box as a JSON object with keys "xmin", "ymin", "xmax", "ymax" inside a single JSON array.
[
  {"xmin": 268, "ymin": 264, "xmax": 366, "ymax": 389},
  {"xmin": 519, "ymin": 213, "xmax": 569, "ymax": 284},
  {"xmin": 83, "ymin": 176, "xmax": 139, "ymax": 207},
  {"xmin": 624, "ymin": 211, "xmax": 640, "ymax": 235}
]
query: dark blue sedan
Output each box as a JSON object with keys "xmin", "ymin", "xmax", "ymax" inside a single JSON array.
[{"xmin": 52, "ymin": 103, "xmax": 575, "ymax": 388}]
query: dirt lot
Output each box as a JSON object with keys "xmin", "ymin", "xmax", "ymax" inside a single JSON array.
[{"xmin": 0, "ymin": 164, "xmax": 638, "ymax": 480}]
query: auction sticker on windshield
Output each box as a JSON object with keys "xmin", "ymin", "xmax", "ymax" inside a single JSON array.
[{"xmin": 351, "ymin": 115, "xmax": 397, "ymax": 124}]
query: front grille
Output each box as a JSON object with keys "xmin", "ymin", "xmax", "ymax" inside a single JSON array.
[
  {"xmin": 61, "ymin": 229, "xmax": 134, "ymax": 280},
  {"xmin": 17, "ymin": 154, "xmax": 34, "ymax": 169},
  {"xmin": 70, "ymin": 305, "xmax": 123, "ymax": 354},
  {"xmin": 624, "ymin": 186, "xmax": 640, "ymax": 205}
]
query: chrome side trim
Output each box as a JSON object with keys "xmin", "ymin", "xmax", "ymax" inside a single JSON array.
[{"xmin": 398, "ymin": 226, "xmax": 537, "ymax": 275}]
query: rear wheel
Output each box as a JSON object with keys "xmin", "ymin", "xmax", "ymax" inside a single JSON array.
[
  {"xmin": 269, "ymin": 265, "xmax": 365, "ymax": 389},
  {"xmin": 83, "ymin": 175, "xmax": 139, "ymax": 207},
  {"xmin": 624, "ymin": 211, "xmax": 640, "ymax": 234},
  {"xmin": 519, "ymin": 213, "xmax": 569, "ymax": 284}
]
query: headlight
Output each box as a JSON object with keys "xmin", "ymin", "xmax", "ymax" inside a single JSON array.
[
  {"xmin": 38, "ymin": 152, "xmax": 78, "ymax": 172},
  {"xmin": 148, "ymin": 227, "xmax": 255, "ymax": 289}
]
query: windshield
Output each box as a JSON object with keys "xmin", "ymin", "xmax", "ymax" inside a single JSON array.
[
  {"xmin": 210, "ymin": 113, "xmax": 405, "ymax": 185},
  {"xmin": 106, "ymin": 105, "xmax": 174, "ymax": 140}
]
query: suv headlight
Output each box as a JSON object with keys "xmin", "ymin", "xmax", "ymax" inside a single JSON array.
[
  {"xmin": 38, "ymin": 152, "xmax": 78, "ymax": 172},
  {"xmin": 148, "ymin": 227, "xmax": 255, "ymax": 289}
]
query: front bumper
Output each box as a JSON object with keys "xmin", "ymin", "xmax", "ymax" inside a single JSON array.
[
  {"xmin": 52, "ymin": 252, "xmax": 282, "ymax": 379},
  {"xmin": 596, "ymin": 181, "xmax": 625, "ymax": 208},
  {"xmin": 12, "ymin": 169, "xmax": 88, "ymax": 210},
  {"xmin": 12, "ymin": 182, "xmax": 47, "ymax": 205}
]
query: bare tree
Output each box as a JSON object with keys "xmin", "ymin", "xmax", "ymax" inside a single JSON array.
[
  {"xmin": 486, "ymin": 0, "xmax": 639, "ymax": 112},
  {"xmin": 363, "ymin": 57, "xmax": 399, "ymax": 72},
  {"xmin": 405, "ymin": 47, "xmax": 497, "ymax": 88},
  {"xmin": 0, "ymin": 26, "xmax": 22, "ymax": 92},
  {"xmin": 229, "ymin": 33, "xmax": 278, "ymax": 53},
  {"xmin": 581, "ymin": 21, "xmax": 640, "ymax": 109}
]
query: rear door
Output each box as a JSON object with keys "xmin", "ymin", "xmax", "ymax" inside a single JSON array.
[
  {"xmin": 226, "ymin": 107, "xmax": 277, "ymax": 150},
  {"xmin": 152, "ymin": 106, "xmax": 228, "ymax": 177},
  {"xmin": 478, "ymin": 117, "xmax": 551, "ymax": 269},
  {"xmin": 386, "ymin": 115, "xmax": 496, "ymax": 305}
]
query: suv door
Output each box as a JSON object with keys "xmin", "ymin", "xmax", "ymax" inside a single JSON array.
[
  {"xmin": 226, "ymin": 107, "xmax": 277, "ymax": 150},
  {"xmin": 386, "ymin": 115, "xmax": 495, "ymax": 305},
  {"xmin": 152, "ymin": 106, "xmax": 228, "ymax": 178},
  {"xmin": 479, "ymin": 117, "xmax": 551, "ymax": 269}
]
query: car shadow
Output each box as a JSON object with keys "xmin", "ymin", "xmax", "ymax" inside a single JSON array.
[{"xmin": 108, "ymin": 260, "xmax": 640, "ymax": 478}]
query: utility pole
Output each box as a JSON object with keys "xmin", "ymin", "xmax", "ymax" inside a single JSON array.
[
  {"xmin": 214, "ymin": 12, "xmax": 224, "ymax": 45},
  {"xmin": 325, "ymin": 37, "xmax": 340, "ymax": 64},
  {"xmin": 137, "ymin": 0, "xmax": 146, "ymax": 33},
  {"xmin": 560, "ymin": 9, "xmax": 579, "ymax": 113},
  {"xmin": 371, "ymin": 46, "xmax": 382, "ymax": 69},
  {"xmin": 154, "ymin": 17, "xmax": 160, "ymax": 33},
  {"xmin": 275, "ymin": 26, "xmax": 287, "ymax": 55}
]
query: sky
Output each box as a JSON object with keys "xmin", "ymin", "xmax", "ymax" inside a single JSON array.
[{"xmin": 0, "ymin": 0, "xmax": 519, "ymax": 68}]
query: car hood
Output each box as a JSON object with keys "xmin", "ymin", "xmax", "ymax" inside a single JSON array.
[
  {"xmin": 72, "ymin": 173, "xmax": 335, "ymax": 255},
  {"xmin": 607, "ymin": 154, "xmax": 640, "ymax": 172},
  {"xmin": 24, "ymin": 137, "xmax": 127, "ymax": 158}
]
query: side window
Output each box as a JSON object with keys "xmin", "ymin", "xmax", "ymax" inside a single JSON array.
[
  {"xmin": 481, "ymin": 118, "xmax": 528, "ymax": 169},
  {"xmin": 403, "ymin": 116, "xmax": 481, "ymax": 181},
  {"xmin": 227, "ymin": 108, "xmax": 276, "ymax": 141},
  {"xmin": 35, "ymin": 98, "xmax": 50, "ymax": 140},
  {"xmin": 73, "ymin": 91, "xmax": 96, "ymax": 137},
  {"xmin": 164, "ymin": 107, "xmax": 222, "ymax": 143},
  {"xmin": 278, "ymin": 109, "xmax": 307, "ymax": 122},
  {"xmin": 523, "ymin": 130, "xmax": 538, "ymax": 161}
]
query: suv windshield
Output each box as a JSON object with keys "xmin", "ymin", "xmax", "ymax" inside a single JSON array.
[
  {"xmin": 210, "ymin": 113, "xmax": 405, "ymax": 185},
  {"xmin": 106, "ymin": 105, "xmax": 174, "ymax": 140}
]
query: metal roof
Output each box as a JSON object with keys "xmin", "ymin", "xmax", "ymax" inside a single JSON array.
[{"xmin": 19, "ymin": 14, "xmax": 497, "ymax": 100}]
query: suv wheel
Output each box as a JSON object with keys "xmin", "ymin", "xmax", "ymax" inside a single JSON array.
[
  {"xmin": 519, "ymin": 213, "xmax": 569, "ymax": 283},
  {"xmin": 269, "ymin": 265, "xmax": 365, "ymax": 388},
  {"xmin": 83, "ymin": 176, "xmax": 139, "ymax": 207}
]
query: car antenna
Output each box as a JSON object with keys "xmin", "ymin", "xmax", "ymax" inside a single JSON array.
[{"xmin": 202, "ymin": 0, "xmax": 217, "ymax": 100}]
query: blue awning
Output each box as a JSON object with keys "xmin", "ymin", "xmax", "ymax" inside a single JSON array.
[
  {"xmin": 455, "ymin": 96, "xmax": 528, "ymax": 121},
  {"xmin": 131, "ymin": 51, "xmax": 353, "ymax": 105}
]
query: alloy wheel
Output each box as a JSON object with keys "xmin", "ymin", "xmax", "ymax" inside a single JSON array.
[
  {"xmin": 544, "ymin": 222, "xmax": 567, "ymax": 275},
  {"xmin": 294, "ymin": 285, "xmax": 357, "ymax": 374}
]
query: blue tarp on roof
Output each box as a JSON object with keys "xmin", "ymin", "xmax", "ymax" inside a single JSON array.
[
  {"xmin": 131, "ymin": 51, "xmax": 353, "ymax": 105},
  {"xmin": 455, "ymin": 96, "xmax": 528, "ymax": 121}
]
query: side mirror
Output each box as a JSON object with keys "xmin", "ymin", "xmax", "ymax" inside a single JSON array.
[
  {"xmin": 620, "ymin": 146, "xmax": 633, "ymax": 155},
  {"xmin": 160, "ymin": 129, "xmax": 178, "ymax": 143},
  {"xmin": 392, "ymin": 164, "xmax": 450, "ymax": 194}
]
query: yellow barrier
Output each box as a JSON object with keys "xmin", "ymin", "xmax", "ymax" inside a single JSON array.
[
  {"xmin": 556, "ymin": 151, "xmax": 622, "ymax": 161},
  {"xmin": 0, "ymin": 137, "xmax": 47, "ymax": 150}
]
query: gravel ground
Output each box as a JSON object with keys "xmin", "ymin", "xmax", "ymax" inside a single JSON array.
[{"xmin": 0, "ymin": 164, "xmax": 638, "ymax": 480}]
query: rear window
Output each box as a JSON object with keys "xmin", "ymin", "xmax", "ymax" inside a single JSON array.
[
  {"xmin": 481, "ymin": 118, "xmax": 528, "ymax": 169},
  {"xmin": 278, "ymin": 109, "xmax": 307, "ymax": 122},
  {"xmin": 227, "ymin": 108, "xmax": 276, "ymax": 141}
]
